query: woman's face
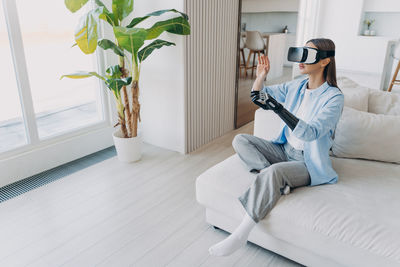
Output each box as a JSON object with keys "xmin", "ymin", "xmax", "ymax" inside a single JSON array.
[{"xmin": 298, "ymin": 42, "xmax": 330, "ymax": 75}]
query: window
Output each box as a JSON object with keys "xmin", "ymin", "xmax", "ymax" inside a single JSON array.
[
  {"xmin": 16, "ymin": 0, "xmax": 103, "ymax": 139},
  {"xmin": 0, "ymin": 0, "xmax": 27, "ymax": 152},
  {"xmin": 0, "ymin": 0, "xmax": 112, "ymax": 183}
]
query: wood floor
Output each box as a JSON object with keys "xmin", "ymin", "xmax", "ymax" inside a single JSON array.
[{"xmin": 0, "ymin": 121, "xmax": 302, "ymax": 267}]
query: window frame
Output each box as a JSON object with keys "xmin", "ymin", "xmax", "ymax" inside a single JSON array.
[{"xmin": 0, "ymin": 0, "xmax": 116, "ymax": 186}]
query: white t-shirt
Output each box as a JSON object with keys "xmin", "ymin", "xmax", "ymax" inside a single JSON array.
[{"xmin": 285, "ymin": 88, "xmax": 312, "ymax": 150}]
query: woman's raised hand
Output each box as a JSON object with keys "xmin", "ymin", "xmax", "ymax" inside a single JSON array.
[{"xmin": 256, "ymin": 54, "xmax": 270, "ymax": 79}]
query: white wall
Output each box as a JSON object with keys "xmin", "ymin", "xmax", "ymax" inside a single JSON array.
[
  {"xmin": 363, "ymin": 0, "xmax": 400, "ymax": 12},
  {"xmin": 316, "ymin": 0, "xmax": 394, "ymax": 74},
  {"xmin": 104, "ymin": 0, "xmax": 186, "ymax": 154},
  {"xmin": 242, "ymin": 0, "xmax": 299, "ymax": 12}
]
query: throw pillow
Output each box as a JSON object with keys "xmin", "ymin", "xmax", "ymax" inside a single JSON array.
[
  {"xmin": 337, "ymin": 76, "xmax": 369, "ymax": 112},
  {"xmin": 332, "ymin": 106, "xmax": 400, "ymax": 164},
  {"xmin": 368, "ymin": 90, "xmax": 400, "ymax": 115}
]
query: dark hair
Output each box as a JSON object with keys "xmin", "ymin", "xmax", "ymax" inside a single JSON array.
[{"xmin": 306, "ymin": 38, "xmax": 339, "ymax": 89}]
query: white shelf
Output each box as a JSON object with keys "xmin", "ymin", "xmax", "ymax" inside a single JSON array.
[
  {"xmin": 241, "ymin": 12, "xmax": 298, "ymax": 34},
  {"xmin": 358, "ymin": 11, "xmax": 400, "ymax": 37}
]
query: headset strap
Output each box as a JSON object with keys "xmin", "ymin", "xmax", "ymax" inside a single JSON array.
[{"xmin": 318, "ymin": 50, "xmax": 335, "ymax": 58}]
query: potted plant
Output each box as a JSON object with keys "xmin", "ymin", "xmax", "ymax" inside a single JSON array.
[
  {"xmin": 363, "ymin": 19, "xmax": 375, "ymax": 36},
  {"xmin": 61, "ymin": 0, "xmax": 190, "ymax": 162}
]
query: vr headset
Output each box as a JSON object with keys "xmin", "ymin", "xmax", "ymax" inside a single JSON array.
[{"xmin": 287, "ymin": 47, "xmax": 335, "ymax": 64}]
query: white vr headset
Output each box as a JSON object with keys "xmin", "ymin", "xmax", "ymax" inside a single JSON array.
[{"xmin": 287, "ymin": 46, "xmax": 335, "ymax": 64}]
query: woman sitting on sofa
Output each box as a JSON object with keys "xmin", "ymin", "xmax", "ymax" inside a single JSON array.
[{"xmin": 209, "ymin": 38, "xmax": 345, "ymax": 256}]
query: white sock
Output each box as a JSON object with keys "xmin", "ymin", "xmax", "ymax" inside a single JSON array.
[
  {"xmin": 209, "ymin": 213, "xmax": 256, "ymax": 256},
  {"xmin": 283, "ymin": 185, "xmax": 291, "ymax": 195}
]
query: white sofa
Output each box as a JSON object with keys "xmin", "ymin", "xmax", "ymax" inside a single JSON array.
[{"xmin": 195, "ymin": 78, "xmax": 400, "ymax": 267}]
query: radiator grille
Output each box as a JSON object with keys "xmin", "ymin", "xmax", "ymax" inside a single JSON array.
[{"xmin": 0, "ymin": 146, "xmax": 116, "ymax": 203}]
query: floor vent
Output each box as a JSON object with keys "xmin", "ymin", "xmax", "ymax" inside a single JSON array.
[{"xmin": 0, "ymin": 146, "xmax": 116, "ymax": 203}]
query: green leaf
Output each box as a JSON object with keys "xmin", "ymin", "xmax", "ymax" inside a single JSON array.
[
  {"xmin": 147, "ymin": 9, "xmax": 188, "ymax": 21},
  {"xmin": 98, "ymin": 10, "xmax": 116, "ymax": 26},
  {"xmin": 106, "ymin": 65, "xmax": 122, "ymax": 79},
  {"xmin": 74, "ymin": 9, "xmax": 100, "ymax": 54},
  {"xmin": 138, "ymin": 39, "xmax": 175, "ymax": 62},
  {"xmin": 126, "ymin": 17, "xmax": 148, "ymax": 29},
  {"xmin": 74, "ymin": 6, "xmax": 116, "ymax": 54},
  {"xmin": 71, "ymin": 43, "xmax": 78, "ymax": 48},
  {"xmin": 94, "ymin": 0, "xmax": 109, "ymax": 12},
  {"xmin": 98, "ymin": 39, "xmax": 125, "ymax": 56},
  {"xmin": 112, "ymin": 0, "xmax": 133, "ymax": 22},
  {"xmin": 93, "ymin": 6, "xmax": 116, "ymax": 26},
  {"xmin": 145, "ymin": 16, "xmax": 190, "ymax": 40},
  {"xmin": 106, "ymin": 77, "xmax": 132, "ymax": 94},
  {"xmin": 113, "ymin": 26, "xmax": 148, "ymax": 57},
  {"xmin": 65, "ymin": 0, "xmax": 89, "ymax": 13},
  {"xmin": 127, "ymin": 9, "xmax": 189, "ymax": 28},
  {"xmin": 60, "ymin": 71, "xmax": 106, "ymax": 81}
]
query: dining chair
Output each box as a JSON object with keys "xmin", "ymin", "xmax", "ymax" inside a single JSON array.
[
  {"xmin": 244, "ymin": 31, "xmax": 266, "ymax": 78},
  {"xmin": 239, "ymin": 37, "xmax": 246, "ymax": 78}
]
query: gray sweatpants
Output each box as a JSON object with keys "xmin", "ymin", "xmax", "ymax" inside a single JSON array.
[{"xmin": 233, "ymin": 133, "xmax": 311, "ymax": 223}]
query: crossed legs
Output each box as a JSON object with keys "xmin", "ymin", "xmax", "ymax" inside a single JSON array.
[{"xmin": 208, "ymin": 134, "xmax": 310, "ymax": 256}]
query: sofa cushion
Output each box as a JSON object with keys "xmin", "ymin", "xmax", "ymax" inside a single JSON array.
[
  {"xmin": 337, "ymin": 76, "xmax": 359, "ymax": 89},
  {"xmin": 337, "ymin": 76, "xmax": 369, "ymax": 112},
  {"xmin": 196, "ymin": 154, "xmax": 400, "ymax": 264},
  {"xmin": 332, "ymin": 106, "xmax": 400, "ymax": 164},
  {"xmin": 368, "ymin": 90, "xmax": 400, "ymax": 115}
]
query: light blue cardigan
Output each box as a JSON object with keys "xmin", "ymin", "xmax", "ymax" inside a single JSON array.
[{"xmin": 262, "ymin": 77, "xmax": 345, "ymax": 186}]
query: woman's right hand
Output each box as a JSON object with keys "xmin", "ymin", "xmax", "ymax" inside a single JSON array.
[{"xmin": 256, "ymin": 54, "xmax": 270, "ymax": 79}]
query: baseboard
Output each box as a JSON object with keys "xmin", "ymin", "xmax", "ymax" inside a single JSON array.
[{"xmin": 0, "ymin": 126, "xmax": 114, "ymax": 187}]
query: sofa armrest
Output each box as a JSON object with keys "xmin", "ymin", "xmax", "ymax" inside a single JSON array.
[{"xmin": 254, "ymin": 108, "xmax": 282, "ymax": 141}]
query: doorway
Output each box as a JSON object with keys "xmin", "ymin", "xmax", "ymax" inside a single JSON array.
[{"xmin": 235, "ymin": 0, "xmax": 300, "ymax": 128}]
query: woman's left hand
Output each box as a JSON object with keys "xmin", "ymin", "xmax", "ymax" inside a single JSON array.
[{"xmin": 256, "ymin": 55, "xmax": 270, "ymax": 79}]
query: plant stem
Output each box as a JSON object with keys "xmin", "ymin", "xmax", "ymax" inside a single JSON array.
[
  {"xmin": 131, "ymin": 56, "xmax": 140, "ymax": 137},
  {"xmin": 119, "ymin": 55, "xmax": 133, "ymax": 138},
  {"xmin": 131, "ymin": 80, "xmax": 140, "ymax": 137},
  {"xmin": 114, "ymin": 91, "xmax": 128, "ymax": 138}
]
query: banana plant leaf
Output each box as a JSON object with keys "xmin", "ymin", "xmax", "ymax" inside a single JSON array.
[
  {"xmin": 106, "ymin": 65, "xmax": 122, "ymax": 79},
  {"xmin": 112, "ymin": 0, "xmax": 133, "ymax": 22},
  {"xmin": 127, "ymin": 9, "xmax": 189, "ymax": 28},
  {"xmin": 60, "ymin": 71, "xmax": 105, "ymax": 81},
  {"xmin": 106, "ymin": 77, "xmax": 132, "ymax": 94},
  {"xmin": 93, "ymin": 0, "xmax": 115, "ymax": 25},
  {"xmin": 138, "ymin": 39, "xmax": 175, "ymax": 63},
  {"xmin": 98, "ymin": 10, "xmax": 116, "ymax": 26},
  {"xmin": 74, "ymin": 7, "xmax": 116, "ymax": 54},
  {"xmin": 113, "ymin": 26, "xmax": 147, "ymax": 60},
  {"xmin": 145, "ymin": 16, "xmax": 190, "ymax": 40},
  {"xmin": 98, "ymin": 39, "xmax": 125, "ymax": 57},
  {"xmin": 74, "ymin": 8, "xmax": 100, "ymax": 54},
  {"xmin": 75, "ymin": 13, "xmax": 97, "ymax": 54},
  {"xmin": 61, "ymin": 70, "xmax": 131, "ymax": 94},
  {"xmin": 65, "ymin": 0, "xmax": 89, "ymax": 13},
  {"xmin": 94, "ymin": 0, "xmax": 109, "ymax": 12}
]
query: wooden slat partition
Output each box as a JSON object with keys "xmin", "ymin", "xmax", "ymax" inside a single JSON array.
[{"xmin": 184, "ymin": 0, "xmax": 239, "ymax": 153}]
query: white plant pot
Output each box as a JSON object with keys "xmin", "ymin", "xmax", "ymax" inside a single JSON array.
[
  {"xmin": 364, "ymin": 29, "xmax": 370, "ymax": 36},
  {"xmin": 112, "ymin": 129, "xmax": 142, "ymax": 163}
]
